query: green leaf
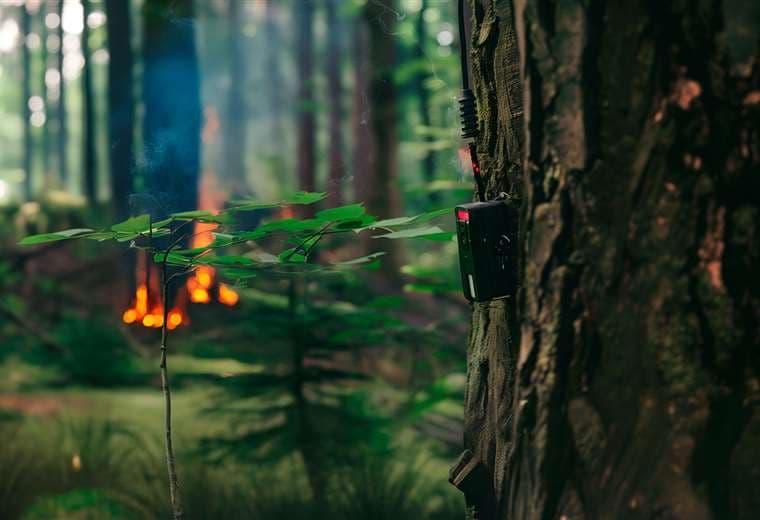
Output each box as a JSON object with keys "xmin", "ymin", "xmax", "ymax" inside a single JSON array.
[
  {"xmin": 373, "ymin": 226, "xmax": 455, "ymax": 241},
  {"xmin": 153, "ymin": 252, "xmax": 193, "ymax": 266},
  {"xmin": 316, "ymin": 203, "xmax": 366, "ymax": 221},
  {"xmin": 229, "ymin": 201, "xmax": 280, "ymax": 211},
  {"xmin": 285, "ymin": 191, "xmax": 328, "ymax": 205},
  {"xmin": 84, "ymin": 232, "xmax": 117, "ymax": 241},
  {"xmin": 170, "ymin": 209, "xmax": 233, "ymax": 224},
  {"xmin": 278, "ymin": 248, "xmax": 306, "ymax": 264},
  {"xmin": 333, "ymin": 252, "xmax": 386, "ymax": 266},
  {"xmin": 414, "ymin": 207, "xmax": 454, "ymax": 223},
  {"xmin": 333, "ymin": 214, "xmax": 377, "ymax": 229},
  {"xmin": 111, "ymin": 214, "xmax": 150, "ymax": 233},
  {"xmin": 357, "ymin": 207, "xmax": 453, "ymax": 231},
  {"xmin": 359, "ymin": 216, "xmax": 417, "ymax": 229},
  {"xmin": 199, "ymin": 255, "xmax": 256, "ymax": 267},
  {"xmin": 219, "ymin": 268, "xmax": 259, "ymax": 280},
  {"xmin": 233, "ymin": 191, "xmax": 327, "ymax": 211},
  {"xmin": 19, "ymin": 228, "xmax": 94, "ymax": 245}
]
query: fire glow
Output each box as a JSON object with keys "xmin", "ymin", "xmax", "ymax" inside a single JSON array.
[
  {"xmin": 122, "ymin": 171, "xmax": 239, "ymax": 330},
  {"xmin": 121, "ymin": 261, "xmax": 187, "ymax": 331}
]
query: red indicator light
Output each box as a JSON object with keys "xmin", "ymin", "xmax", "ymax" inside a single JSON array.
[{"xmin": 456, "ymin": 209, "xmax": 469, "ymax": 222}]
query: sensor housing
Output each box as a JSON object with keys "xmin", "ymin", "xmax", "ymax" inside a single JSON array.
[{"xmin": 455, "ymin": 200, "xmax": 516, "ymax": 302}]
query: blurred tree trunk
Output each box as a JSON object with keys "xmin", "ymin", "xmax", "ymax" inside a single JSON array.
[
  {"xmin": 414, "ymin": 0, "xmax": 436, "ymax": 202},
  {"xmin": 82, "ymin": 0, "xmax": 96, "ymax": 204},
  {"xmin": 39, "ymin": 3, "xmax": 50, "ymax": 184},
  {"xmin": 263, "ymin": 0, "xmax": 284, "ymax": 158},
  {"xmin": 21, "ymin": 4, "xmax": 32, "ymax": 200},
  {"xmin": 56, "ymin": 0, "xmax": 67, "ymax": 186},
  {"xmin": 105, "ymin": 0, "xmax": 134, "ymax": 222},
  {"xmin": 224, "ymin": 0, "xmax": 246, "ymax": 196},
  {"xmin": 106, "ymin": 0, "xmax": 136, "ymax": 301},
  {"xmin": 325, "ymin": 0, "xmax": 344, "ymax": 207},
  {"xmin": 295, "ymin": 0, "xmax": 316, "ymax": 217},
  {"xmin": 365, "ymin": 0, "xmax": 404, "ymax": 278},
  {"xmin": 463, "ymin": 1, "xmax": 760, "ymax": 518},
  {"xmin": 142, "ymin": 0, "xmax": 201, "ymax": 217},
  {"xmin": 351, "ymin": 16, "xmax": 370, "ymax": 204}
]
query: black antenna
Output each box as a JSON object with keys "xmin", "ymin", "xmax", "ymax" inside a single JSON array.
[{"xmin": 457, "ymin": 0, "xmax": 485, "ymax": 202}]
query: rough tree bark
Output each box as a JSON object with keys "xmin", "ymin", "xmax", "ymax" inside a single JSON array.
[
  {"xmin": 463, "ymin": 1, "xmax": 760, "ymax": 519},
  {"xmin": 325, "ymin": 0, "xmax": 345, "ymax": 207},
  {"xmin": 295, "ymin": 0, "xmax": 316, "ymax": 217}
]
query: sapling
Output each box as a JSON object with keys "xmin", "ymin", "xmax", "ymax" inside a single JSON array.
[{"xmin": 20, "ymin": 193, "xmax": 454, "ymax": 518}]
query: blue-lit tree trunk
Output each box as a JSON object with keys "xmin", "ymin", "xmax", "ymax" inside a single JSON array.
[{"xmin": 142, "ymin": 0, "xmax": 201, "ymax": 218}]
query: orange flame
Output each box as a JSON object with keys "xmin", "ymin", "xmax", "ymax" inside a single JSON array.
[
  {"xmin": 122, "ymin": 169, "xmax": 239, "ymax": 328},
  {"xmin": 122, "ymin": 252, "xmax": 189, "ymax": 329}
]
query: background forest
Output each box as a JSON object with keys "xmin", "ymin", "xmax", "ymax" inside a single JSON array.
[{"xmin": 0, "ymin": 0, "xmax": 473, "ymax": 518}]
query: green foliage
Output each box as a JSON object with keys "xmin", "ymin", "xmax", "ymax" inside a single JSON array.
[
  {"xmin": 19, "ymin": 193, "xmax": 456, "ymax": 283},
  {"xmin": 53, "ymin": 316, "xmax": 139, "ymax": 387}
]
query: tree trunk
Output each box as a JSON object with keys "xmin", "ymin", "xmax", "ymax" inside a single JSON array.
[
  {"xmin": 351, "ymin": 16, "xmax": 371, "ymax": 204},
  {"xmin": 365, "ymin": 0, "xmax": 404, "ymax": 278},
  {"xmin": 82, "ymin": 0, "xmax": 96, "ymax": 204},
  {"xmin": 263, "ymin": 0, "xmax": 284, "ymax": 158},
  {"xmin": 105, "ymin": 0, "xmax": 135, "ymax": 222},
  {"xmin": 224, "ymin": 0, "xmax": 246, "ymax": 197},
  {"xmin": 21, "ymin": 4, "xmax": 32, "ymax": 201},
  {"xmin": 142, "ymin": 0, "xmax": 201, "ymax": 217},
  {"xmin": 57, "ymin": 0, "xmax": 67, "ymax": 186},
  {"xmin": 295, "ymin": 0, "xmax": 316, "ymax": 217},
  {"xmin": 415, "ymin": 0, "xmax": 436, "ymax": 201},
  {"xmin": 463, "ymin": 1, "xmax": 760, "ymax": 519},
  {"xmin": 40, "ymin": 3, "xmax": 50, "ymax": 184},
  {"xmin": 325, "ymin": 0, "xmax": 344, "ymax": 207}
]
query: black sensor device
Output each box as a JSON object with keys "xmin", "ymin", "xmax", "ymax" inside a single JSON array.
[{"xmin": 455, "ymin": 201, "xmax": 516, "ymax": 302}]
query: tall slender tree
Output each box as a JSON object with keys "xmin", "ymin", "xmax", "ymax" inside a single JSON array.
[
  {"xmin": 39, "ymin": 3, "xmax": 50, "ymax": 183},
  {"xmin": 295, "ymin": 0, "xmax": 315, "ymax": 216},
  {"xmin": 21, "ymin": 4, "xmax": 32, "ymax": 200},
  {"xmin": 56, "ymin": 0, "xmax": 67, "ymax": 186},
  {"xmin": 105, "ymin": 0, "xmax": 134, "ymax": 222},
  {"xmin": 459, "ymin": 1, "xmax": 760, "ymax": 518},
  {"xmin": 263, "ymin": 0, "xmax": 284, "ymax": 158},
  {"xmin": 364, "ymin": 0, "xmax": 403, "ymax": 277},
  {"xmin": 325, "ymin": 0, "xmax": 344, "ymax": 207},
  {"xmin": 351, "ymin": 16, "xmax": 370, "ymax": 204},
  {"xmin": 224, "ymin": 0, "xmax": 246, "ymax": 196},
  {"xmin": 414, "ymin": 0, "xmax": 436, "ymax": 201},
  {"xmin": 82, "ymin": 0, "xmax": 96, "ymax": 204}
]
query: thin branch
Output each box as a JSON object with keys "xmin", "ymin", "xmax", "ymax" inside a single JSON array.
[{"xmin": 159, "ymin": 256, "xmax": 183, "ymax": 520}]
